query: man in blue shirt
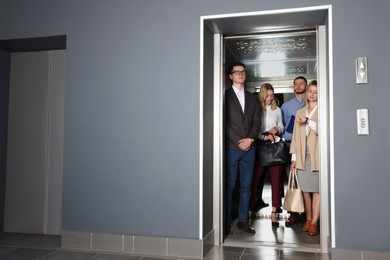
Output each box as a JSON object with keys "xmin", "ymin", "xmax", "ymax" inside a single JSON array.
[
  {"xmin": 281, "ymin": 76, "xmax": 307, "ymax": 226},
  {"xmin": 281, "ymin": 76, "xmax": 307, "ymax": 141}
]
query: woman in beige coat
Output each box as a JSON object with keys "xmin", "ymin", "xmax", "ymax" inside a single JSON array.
[{"xmin": 290, "ymin": 80, "xmax": 319, "ymax": 236}]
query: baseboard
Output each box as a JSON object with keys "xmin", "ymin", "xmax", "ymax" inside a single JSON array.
[
  {"xmin": 331, "ymin": 248, "xmax": 390, "ymax": 260},
  {"xmin": 62, "ymin": 229, "xmax": 215, "ymax": 259}
]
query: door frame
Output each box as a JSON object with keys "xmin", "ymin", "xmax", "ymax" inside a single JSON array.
[
  {"xmin": 200, "ymin": 5, "xmax": 334, "ymax": 253},
  {"xmin": 4, "ymin": 50, "xmax": 65, "ymax": 235}
]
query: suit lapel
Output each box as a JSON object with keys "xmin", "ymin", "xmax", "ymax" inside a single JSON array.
[
  {"xmin": 228, "ymin": 88, "xmax": 244, "ymax": 116},
  {"xmin": 243, "ymin": 91, "xmax": 251, "ymax": 116}
]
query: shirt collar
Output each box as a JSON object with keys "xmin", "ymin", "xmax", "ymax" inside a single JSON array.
[{"xmin": 232, "ymin": 85, "xmax": 244, "ymax": 94}]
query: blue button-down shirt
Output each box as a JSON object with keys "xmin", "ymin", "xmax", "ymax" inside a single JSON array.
[{"xmin": 281, "ymin": 97, "xmax": 305, "ymax": 141}]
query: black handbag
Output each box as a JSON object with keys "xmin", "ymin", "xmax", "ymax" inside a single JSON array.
[{"xmin": 256, "ymin": 135, "xmax": 289, "ymax": 167}]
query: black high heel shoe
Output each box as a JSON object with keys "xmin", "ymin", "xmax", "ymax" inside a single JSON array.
[
  {"xmin": 275, "ymin": 207, "xmax": 282, "ymax": 218},
  {"xmin": 271, "ymin": 211, "xmax": 280, "ymax": 227}
]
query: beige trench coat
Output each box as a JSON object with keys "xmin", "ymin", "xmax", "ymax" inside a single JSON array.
[{"xmin": 289, "ymin": 105, "xmax": 319, "ymax": 171}]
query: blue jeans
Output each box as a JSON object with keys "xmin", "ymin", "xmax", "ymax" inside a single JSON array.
[{"xmin": 225, "ymin": 149, "xmax": 255, "ymax": 224}]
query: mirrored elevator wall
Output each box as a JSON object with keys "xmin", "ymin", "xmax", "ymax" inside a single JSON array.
[{"xmin": 224, "ymin": 30, "xmax": 317, "ymax": 104}]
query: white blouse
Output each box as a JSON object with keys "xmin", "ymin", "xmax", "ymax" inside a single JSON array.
[
  {"xmin": 259, "ymin": 105, "xmax": 284, "ymax": 138},
  {"xmin": 305, "ymin": 105, "xmax": 318, "ymax": 135}
]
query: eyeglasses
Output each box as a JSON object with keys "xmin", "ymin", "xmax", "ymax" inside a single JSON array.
[{"xmin": 231, "ymin": 70, "xmax": 246, "ymax": 76}]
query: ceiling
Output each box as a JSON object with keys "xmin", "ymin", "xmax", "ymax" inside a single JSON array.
[
  {"xmin": 204, "ymin": 8, "xmax": 328, "ymax": 35},
  {"xmin": 224, "ymin": 31, "xmax": 317, "ymax": 82},
  {"xmin": 204, "ymin": 7, "xmax": 328, "ymax": 90},
  {"xmin": 0, "ymin": 35, "xmax": 66, "ymax": 52}
]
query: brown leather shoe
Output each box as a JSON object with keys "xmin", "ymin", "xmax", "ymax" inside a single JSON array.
[
  {"xmin": 308, "ymin": 223, "xmax": 319, "ymax": 236},
  {"xmin": 285, "ymin": 213, "xmax": 300, "ymax": 227},
  {"xmin": 302, "ymin": 220, "xmax": 311, "ymax": 232},
  {"xmin": 237, "ymin": 220, "xmax": 255, "ymax": 234}
]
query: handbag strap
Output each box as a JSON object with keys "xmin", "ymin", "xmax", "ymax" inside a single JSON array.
[
  {"xmin": 262, "ymin": 133, "xmax": 278, "ymax": 143},
  {"xmin": 288, "ymin": 168, "xmax": 300, "ymax": 190}
]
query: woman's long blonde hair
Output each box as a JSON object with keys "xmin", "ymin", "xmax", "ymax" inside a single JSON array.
[{"xmin": 258, "ymin": 83, "xmax": 278, "ymax": 116}]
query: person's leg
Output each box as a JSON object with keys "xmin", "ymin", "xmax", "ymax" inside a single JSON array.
[
  {"xmin": 255, "ymin": 168, "xmax": 267, "ymax": 207},
  {"xmin": 269, "ymin": 164, "xmax": 283, "ymax": 208},
  {"xmin": 311, "ymin": 192, "xmax": 320, "ymax": 224},
  {"xmin": 249, "ymin": 164, "xmax": 265, "ymax": 211},
  {"xmin": 308, "ymin": 192, "xmax": 320, "ymax": 236},
  {"xmin": 225, "ymin": 149, "xmax": 241, "ymax": 225},
  {"xmin": 302, "ymin": 192, "xmax": 312, "ymax": 220},
  {"xmin": 302, "ymin": 192, "xmax": 312, "ymax": 232},
  {"xmin": 235, "ymin": 150, "xmax": 256, "ymax": 234},
  {"xmin": 249, "ymin": 164, "xmax": 260, "ymax": 210},
  {"xmin": 238, "ymin": 150, "xmax": 255, "ymax": 223},
  {"xmin": 269, "ymin": 164, "xmax": 283, "ymax": 226}
]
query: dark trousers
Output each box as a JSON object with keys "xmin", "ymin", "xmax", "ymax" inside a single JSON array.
[
  {"xmin": 225, "ymin": 149, "xmax": 255, "ymax": 223},
  {"xmin": 250, "ymin": 163, "xmax": 283, "ymax": 209}
]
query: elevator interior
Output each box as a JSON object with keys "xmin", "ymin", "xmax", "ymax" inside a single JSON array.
[
  {"xmin": 224, "ymin": 30, "xmax": 317, "ymax": 97},
  {"xmin": 223, "ymin": 30, "xmax": 319, "ymax": 249}
]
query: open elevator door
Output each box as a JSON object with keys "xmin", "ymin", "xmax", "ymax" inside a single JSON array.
[{"xmin": 214, "ymin": 27, "xmax": 329, "ymax": 253}]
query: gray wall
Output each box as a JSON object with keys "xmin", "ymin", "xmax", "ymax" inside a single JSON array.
[
  {"xmin": 202, "ymin": 23, "xmax": 215, "ymax": 236},
  {"xmin": 0, "ymin": 50, "xmax": 10, "ymax": 233},
  {"xmin": 332, "ymin": 0, "xmax": 390, "ymax": 252},
  {"xmin": 1, "ymin": 0, "xmax": 390, "ymax": 252}
]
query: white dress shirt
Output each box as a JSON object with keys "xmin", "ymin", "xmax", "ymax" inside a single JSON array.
[{"xmin": 232, "ymin": 85, "xmax": 245, "ymax": 112}]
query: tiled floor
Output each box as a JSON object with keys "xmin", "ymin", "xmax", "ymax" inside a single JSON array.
[
  {"xmin": 0, "ymin": 186, "xmax": 328, "ymax": 260},
  {"xmin": 225, "ymin": 215, "xmax": 320, "ymax": 249},
  {"xmin": 0, "ymin": 233, "xmax": 329, "ymax": 260},
  {"xmin": 225, "ymin": 184, "xmax": 320, "ymax": 249},
  {"xmin": 204, "ymin": 246, "xmax": 329, "ymax": 260}
]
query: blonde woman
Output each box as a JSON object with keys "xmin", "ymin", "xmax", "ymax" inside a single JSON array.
[
  {"xmin": 290, "ymin": 80, "xmax": 319, "ymax": 236},
  {"xmin": 250, "ymin": 83, "xmax": 284, "ymax": 227}
]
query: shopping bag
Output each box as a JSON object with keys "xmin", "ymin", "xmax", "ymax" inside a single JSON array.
[{"xmin": 283, "ymin": 168, "xmax": 304, "ymax": 213}]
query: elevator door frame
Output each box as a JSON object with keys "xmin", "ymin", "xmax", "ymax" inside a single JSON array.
[{"xmin": 201, "ymin": 5, "xmax": 333, "ymax": 254}]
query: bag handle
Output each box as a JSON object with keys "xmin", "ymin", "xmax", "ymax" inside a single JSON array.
[
  {"xmin": 287, "ymin": 168, "xmax": 300, "ymax": 190},
  {"xmin": 262, "ymin": 132, "xmax": 277, "ymax": 142}
]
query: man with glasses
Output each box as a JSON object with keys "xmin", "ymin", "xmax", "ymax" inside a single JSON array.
[{"xmin": 225, "ymin": 62, "xmax": 260, "ymax": 235}]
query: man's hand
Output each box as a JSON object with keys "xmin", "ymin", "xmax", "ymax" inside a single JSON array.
[{"xmin": 237, "ymin": 138, "xmax": 253, "ymax": 151}]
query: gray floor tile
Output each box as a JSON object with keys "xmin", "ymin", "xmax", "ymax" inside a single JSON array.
[
  {"xmin": 209, "ymin": 246, "xmax": 245, "ymax": 254},
  {"xmin": 39, "ymin": 250, "xmax": 97, "ymax": 260},
  {"xmin": 202, "ymin": 250, "xmax": 242, "ymax": 260},
  {"xmin": 0, "ymin": 246, "xmax": 16, "ymax": 255},
  {"xmin": 141, "ymin": 257, "xmax": 181, "ymax": 260},
  {"xmin": 241, "ymin": 254, "xmax": 279, "ymax": 260},
  {"xmin": 317, "ymin": 253, "xmax": 331, "ymax": 260},
  {"xmin": 243, "ymin": 247, "xmax": 280, "ymax": 256},
  {"xmin": 92, "ymin": 253, "xmax": 141, "ymax": 259},
  {"xmin": 25, "ymin": 236, "xmax": 61, "ymax": 250},
  {"xmin": 279, "ymin": 250, "xmax": 320, "ymax": 259},
  {"xmin": 1, "ymin": 234, "xmax": 54, "ymax": 248},
  {"xmin": 0, "ymin": 248, "xmax": 54, "ymax": 260}
]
